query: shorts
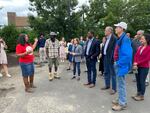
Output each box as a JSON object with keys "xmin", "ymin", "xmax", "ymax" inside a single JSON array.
[{"xmin": 48, "ymin": 58, "xmax": 59, "ymax": 68}]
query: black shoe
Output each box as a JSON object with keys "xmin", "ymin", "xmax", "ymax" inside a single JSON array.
[
  {"xmin": 67, "ymin": 68, "xmax": 71, "ymax": 71},
  {"xmin": 101, "ymin": 86, "xmax": 110, "ymax": 90},
  {"xmin": 71, "ymin": 76, "xmax": 76, "ymax": 79}
]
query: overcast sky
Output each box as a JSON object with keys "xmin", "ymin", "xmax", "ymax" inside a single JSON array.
[{"xmin": 0, "ymin": 0, "xmax": 89, "ymax": 25}]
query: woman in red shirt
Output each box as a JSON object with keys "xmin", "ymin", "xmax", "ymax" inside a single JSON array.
[
  {"xmin": 16, "ymin": 34, "xmax": 38, "ymax": 93},
  {"xmin": 132, "ymin": 34, "xmax": 150, "ymax": 101}
]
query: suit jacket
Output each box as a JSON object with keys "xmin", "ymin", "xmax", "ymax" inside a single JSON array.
[
  {"xmin": 104, "ymin": 34, "xmax": 117, "ymax": 63},
  {"xmin": 85, "ymin": 38, "xmax": 100, "ymax": 62},
  {"xmin": 72, "ymin": 44, "xmax": 82, "ymax": 62}
]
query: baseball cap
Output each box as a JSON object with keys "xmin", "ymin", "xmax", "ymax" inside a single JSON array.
[
  {"xmin": 114, "ymin": 22, "xmax": 127, "ymax": 30},
  {"xmin": 50, "ymin": 32, "xmax": 57, "ymax": 36}
]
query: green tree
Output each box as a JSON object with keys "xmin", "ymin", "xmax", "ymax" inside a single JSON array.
[
  {"xmin": 29, "ymin": 0, "xmax": 81, "ymax": 40},
  {"xmin": 0, "ymin": 25, "xmax": 19, "ymax": 52}
]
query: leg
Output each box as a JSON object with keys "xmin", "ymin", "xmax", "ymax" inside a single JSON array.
[
  {"xmin": 23, "ymin": 76, "xmax": 33, "ymax": 93},
  {"xmin": 77, "ymin": 62, "xmax": 81, "ymax": 76},
  {"xmin": 136, "ymin": 69, "xmax": 141, "ymax": 94},
  {"xmin": 140, "ymin": 68, "xmax": 149, "ymax": 96},
  {"xmin": 86, "ymin": 60, "xmax": 92, "ymax": 84},
  {"xmin": 48, "ymin": 58, "xmax": 54, "ymax": 81},
  {"xmin": 76, "ymin": 62, "xmax": 81, "ymax": 81},
  {"xmin": 29, "ymin": 75, "xmax": 36, "ymax": 88},
  {"xmin": 118, "ymin": 76, "xmax": 127, "ymax": 106},
  {"xmin": 73, "ymin": 62, "xmax": 76, "ymax": 76},
  {"xmin": 103, "ymin": 57, "xmax": 110, "ymax": 88},
  {"xmin": 54, "ymin": 58, "xmax": 60, "ymax": 79},
  {"xmin": 110, "ymin": 64, "xmax": 117, "ymax": 91},
  {"xmin": 2, "ymin": 64, "xmax": 11, "ymax": 77},
  {"xmin": 39, "ymin": 48, "xmax": 43, "ymax": 63},
  {"xmin": 91, "ymin": 61, "xmax": 97, "ymax": 85}
]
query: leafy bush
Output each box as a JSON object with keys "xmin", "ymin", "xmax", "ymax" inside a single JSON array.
[
  {"xmin": 0, "ymin": 25, "xmax": 19, "ymax": 52},
  {"xmin": 0, "ymin": 25, "xmax": 38, "ymax": 52}
]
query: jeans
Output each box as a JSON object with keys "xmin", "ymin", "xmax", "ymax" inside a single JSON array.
[
  {"xmin": 39, "ymin": 48, "xmax": 46, "ymax": 63},
  {"xmin": 86, "ymin": 59, "xmax": 97, "ymax": 85},
  {"xmin": 73, "ymin": 62, "xmax": 81, "ymax": 76},
  {"xmin": 114, "ymin": 62, "xmax": 127, "ymax": 106},
  {"xmin": 104, "ymin": 56, "xmax": 116, "ymax": 91},
  {"xmin": 117, "ymin": 76, "xmax": 127, "ymax": 106},
  {"xmin": 136, "ymin": 67, "xmax": 149, "ymax": 96}
]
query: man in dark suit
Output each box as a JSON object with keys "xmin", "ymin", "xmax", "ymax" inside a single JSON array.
[
  {"xmin": 101, "ymin": 26, "xmax": 117, "ymax": 95},
  {"xmin": 84, "ymin": 31, "xmax": 100, "ymax": 88}
]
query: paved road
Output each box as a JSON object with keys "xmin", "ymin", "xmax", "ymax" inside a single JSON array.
[{"xmin": 0, "ymin": 61, "xmax": 150, "ymax": 113}]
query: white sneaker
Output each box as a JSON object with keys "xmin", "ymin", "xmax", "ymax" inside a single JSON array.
[
  {"xmin": 6, "ymin": 74, "xmax": 12, "ymax": 78},
  {"xmin": 0, "ymin": 73, "xmax": 3, "ymax": 78}
]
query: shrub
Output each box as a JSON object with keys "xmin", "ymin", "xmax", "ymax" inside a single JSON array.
[{"xmin": 0, "ymin": 25, "xmax": 19, "ymax": 52}]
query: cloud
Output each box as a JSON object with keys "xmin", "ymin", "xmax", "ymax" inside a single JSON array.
[
  {"xmin": 0, "ymin": 0, "xmax": 35, "ymax": 25},
  {"xmin": 0, "ymin": 0, "xmax": 88, "ymax": 25}
]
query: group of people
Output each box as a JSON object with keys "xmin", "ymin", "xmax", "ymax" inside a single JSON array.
[{"xmin": 0, "ymin": 21, "xmax": 150, "ymax": 111}]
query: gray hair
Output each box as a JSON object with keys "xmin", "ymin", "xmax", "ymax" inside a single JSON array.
[
  {"xmin": 137, "ymin": 30, "xmax": 144, "ymax": 35},
  {"xmin": 105, "ymin": 26, "xmax": 113, "ymax": 33}
]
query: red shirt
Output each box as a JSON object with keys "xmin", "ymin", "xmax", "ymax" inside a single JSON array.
[
  {"xmin": 134, "ymin": 46, "xmax": 150, "ymax": 68},
  {"xmin": 16, "ymin": 44, "xmax": 34, "ymax": 63}
]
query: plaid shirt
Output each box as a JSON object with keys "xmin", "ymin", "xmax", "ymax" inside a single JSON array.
[{"xmin": 45, "ymin": 39, "xmax": 60, "ymax": 58}]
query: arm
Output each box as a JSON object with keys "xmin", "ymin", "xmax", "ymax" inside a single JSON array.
[
  {"xmin": 117, "ymin": 38, "xmax": 132, "ymax": 67},
  {"xmin": 135, "ymin": 47, "xmax": 150, "ymax": 65},
  {"xmin": 91, "ymin": 41, "xmax": 100, "ymax": 58},
  {"xmin": 45, "ymin": 40, "xmax": 49, "ymax": 58},
  {"xmin": 16, "ymin": 51, "xmax": 30, "ymax": 57},
  {"xmin": 32, "ymin": 38, "xmax": 38, "ymax": 50}
]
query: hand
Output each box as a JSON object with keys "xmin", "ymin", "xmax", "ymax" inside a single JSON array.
[
  {"xmin": 133, "ymin": 65, "xmax": 138, "ymax": 70},
  {"xmin": 0, "ymin": 38, "xmax": 3, "ymax": 42},
  {"xmin": 34, "ymin": 38, "xmax": 38, "ymax": 42},
  {"xmin": 133, "ymin": 62, "xmax": 138, "ymax": 66},
  {"xmin": 26, "ymin": 50, "xmax": 33, "ymax": 55},
  {"xmin": 72, "ymin": 52, "xmax": 76, "ymax": 56}
]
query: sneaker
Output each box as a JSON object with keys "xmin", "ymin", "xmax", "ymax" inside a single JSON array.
[
  {"xmin": 112, "ymin": 99, "xmax": 127, "ymax": 106},
  {"xmin": 0, "ymin": 73, "xmax": 3, "ymax": 78},
  {"xmin": 6, "ymin": 74, "xmax": 11, "ymax": 78},
  {"xmin": 133, "ymin": 96, "xmax": 144, "ymax": 101},
  {"xmin": 71, "ymin": 76, "xmax": 76, "ymax": 80},
  {"xmin": 131, "ymin": 93, "xmax": 140, "ymax": 99},
  {"xmin": 112, "ymin": 104, "xmax": 127, "ymax": 111},
  {"xmin": 54, "ymin": 73, "xmax": 60, "ymax": 79},
  {"xmin": 49, "ymin": 73, "xmax": 54, "ymax": 81}
]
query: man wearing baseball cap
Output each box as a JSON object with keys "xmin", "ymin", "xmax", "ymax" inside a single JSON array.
[
  {"xmin": 112, "ymin": 22, "xmax": 133, "ymax": 111},
  {"xmin": 45, "ymin": 32, "xmax": 60, "ymax": 81}
]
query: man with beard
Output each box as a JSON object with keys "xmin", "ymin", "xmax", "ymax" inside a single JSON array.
[{"xmin": 45, "ymin": 32, "xmax": 60, "ymax": 81}]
